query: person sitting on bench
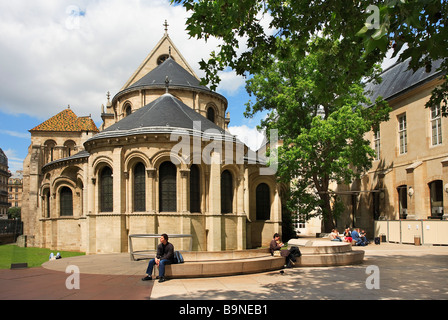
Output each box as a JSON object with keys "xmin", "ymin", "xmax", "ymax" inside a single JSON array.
[{"xmin": 142, "ymin": 233, "xmax": 174, "ymax": 283}]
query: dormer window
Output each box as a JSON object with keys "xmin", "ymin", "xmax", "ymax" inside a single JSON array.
[
  {"xmin": 207, "ymin": 106, "xmax": 215, "ymax": 124},
  {"xmin": 125, "ymin": 105, "xmax": 132, "ymax": 116}
]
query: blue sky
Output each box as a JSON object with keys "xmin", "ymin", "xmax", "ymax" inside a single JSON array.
[{"xmin": 0, "ymin": 0, "xmax": 267, "ymax": 173}]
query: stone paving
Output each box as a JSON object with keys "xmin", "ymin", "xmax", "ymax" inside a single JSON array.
[
  {"xmin": 0, "ymin": 242, "xmax": 447, "ymax": 301},
  {"xmin": 149, "ymin": 243, "xmax": 448, "ymax": 300}
]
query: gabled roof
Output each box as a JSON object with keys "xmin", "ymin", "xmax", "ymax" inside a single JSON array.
[
  {"xmin": 30, "ymin": 108, "xmax": 99, "ymax": 133},
  {"xmin": 120, "ymin": 33, "xmax": 198, "ymax": 91},
  {"xmin": 365, "ymin": 58, "xmax": 445, "ymax": 103},
  {"xmin": 87, "ymin": 93, "xmax": 235, "ymax": 142}
]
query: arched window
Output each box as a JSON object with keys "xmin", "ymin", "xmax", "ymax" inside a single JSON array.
[
  {"xmin": 44, "ymin": 140, "xmax": 56, "ymax": 163},
  {"xmin": 159, "ymin": 162, "xmax": 177, "ymax": 212},
  {"xmin": 157, "ymin": 54, "xmax": 170, "ymax": 65},
  {"xmin": 60, "ymin": 187, "xmax": 73, "ymax": 217},
  {"xmin": 221, "ymin": 170, "xmax": 233, "ymax": 214},
  {"xmin": 207, "ymin": 107, "xmax": 215, "ymax": 124},
  {"xmin": 64, "ymin": 140, "xmax": 76, "ymax": 157},
  {"xmin": 134, "ymin": 162, "xmax": 146, "ymax": 212},
  {"xmin": 256, "ymin": 183, "xmax": 271, "ymax": 220},
  {"xmin": 100, "ymin": 167, "xmax": 113, "ymax": 212},
  {"xmin": 190, "ymin": 165, "xmax": 200, "ymax": 213}
]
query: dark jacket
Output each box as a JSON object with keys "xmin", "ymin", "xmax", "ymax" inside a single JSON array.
[
  {"xmin": 269, "ymin": 239, "xmax": 282, "ymax": 255},
  {"xmin": 156, "ymin": 241, "xmax": 174, "ymax": 262}
]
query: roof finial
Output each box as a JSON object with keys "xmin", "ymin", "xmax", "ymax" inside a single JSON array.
[
  {"xmin": 165, "ymin": 76, "xmax": 170, "ymax": 94},
  {"xmin": 163, "ymin": 20, "xmax": 169, "ymax": 35},
  {"xmin": 107, "ymin": 91, "xmax": 111, "ymax": 102}
]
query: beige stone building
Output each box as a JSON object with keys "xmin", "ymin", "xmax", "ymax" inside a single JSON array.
[
  {"xmin": 22, "ymin": 31, "xmax": 283, "ymax": 254},
  {"xmin": 0, "ymin": 148, "xmax": 11, "ymax": 219},
  {"xmin": 335, "ymin": 59, "xmax": 448, "ymax": 236},
  {"xmin": 8, "ymin": 171, "xmax": 23, "ymax": 209}
]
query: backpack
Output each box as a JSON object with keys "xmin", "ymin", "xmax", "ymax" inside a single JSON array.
[{"xmin": 173, "ymin": 251, "xmax": 184, "ymax": 264}]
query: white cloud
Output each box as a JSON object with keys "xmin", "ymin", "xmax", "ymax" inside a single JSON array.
[
  {"xmin": 0, "ymin": 130, "xmax": 30, "ymax": 139},
  {"xmin": 217, "ymin": 70, "xmax": 246, "ymax": 96},
  {"xmin": 3, "ymin": 148, "xmax": 24, "ymax": 173},
  {"xmin": 228, "ymin": 125, "xmax": 266, "ymax": 151},
  {"xmin": 0, "ymin": 0, "xmax": 240, "ymax": 123}
]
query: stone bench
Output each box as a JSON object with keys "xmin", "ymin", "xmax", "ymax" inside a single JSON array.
[
  {"xmin": 156, "ymin": 255, "xmax": 286, "ymax": 278},
  {"xmin": 287, "ymin": 238, "xmax": 364, "ymax": 267},
  {"xmin": 152, "ymin": 242, "xmax": 365, "ymax": 278}
]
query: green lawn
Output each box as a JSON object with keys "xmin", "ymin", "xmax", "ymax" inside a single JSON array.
[{"xmin": 0, "ymin": 245, "xmax": 85, "ymax": 269}]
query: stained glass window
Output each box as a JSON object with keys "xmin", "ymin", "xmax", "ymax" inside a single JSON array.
[
  {"xmin": 134, "ymin": 162, "xmax": 146, "ymax": 212},
  {"xmin": 256, "ymin": 183, "xmax": 270, "ymax": 220},
  {"xmin": 100, "ymin": 166, "xmax": 113, "ymax": 212},
  {"xmin": 60, "ymin": 187, "xmax": 73, "ymax": 217},
  {"xmin": 221, "ymin": 170, "xmax": 233, "ymax": 214},
  {"xmin": 190, "ymin": 165, "xmax": 200, "ymax": 213}
]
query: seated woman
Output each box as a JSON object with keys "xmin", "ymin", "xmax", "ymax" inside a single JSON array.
[
  {"xmin": 270, "ymin": 233, "xmax": 294, "ymax": 267},
  {"xmin": 270, "ymin": 233, "xmax": 285, "ymax": 255},
  {"xmin": 343, "ymin": 228, "xmax": 352, "ymax": 243}
]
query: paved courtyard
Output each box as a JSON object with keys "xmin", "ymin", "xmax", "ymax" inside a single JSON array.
[{"xmin": 0, "ymin": 242, "xmax": 447, "ymax": 301}]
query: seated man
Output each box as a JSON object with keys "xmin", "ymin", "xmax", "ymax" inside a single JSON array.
[
  {"xmin": 351, "ymin": 228, "xmax": 367, "ymax": 246},
  {"xmin": 142, "ymin": 233, "xmax": 174, "ymax": 283}
]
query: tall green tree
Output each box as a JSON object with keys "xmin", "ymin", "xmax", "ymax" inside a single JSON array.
[{"xmin": 245, "ymin": 38, "xmax": 390, "ymax": 231}]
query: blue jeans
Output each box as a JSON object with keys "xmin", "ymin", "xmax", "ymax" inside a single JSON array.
[{"xmin": 146, "ymin": 258, "xmax": 171, "ymax": 277}]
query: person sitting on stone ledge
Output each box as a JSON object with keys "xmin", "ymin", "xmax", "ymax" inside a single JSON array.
[
  {"xmin": 351, "ymin": 228, "xmax": 368, "ymax": 246},
  {"xmin": 329, "ymin": 229, "xmax": 342, "ymax": 242},
  {"xmin": 142, "ymin": 233, "xmax": 174, "ymax": 283},
  {"xmin": 343, "ymin": 227, "xmax": 352, "ymax": 243}
]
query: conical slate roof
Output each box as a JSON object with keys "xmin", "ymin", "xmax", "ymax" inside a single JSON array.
[
  {"xmin": 126, "ymin": 57, "xmax": 210, "ymax": 92},
  {"xmin": 87, "ymin": 93, "xmax": 234, "ymax": 142}
]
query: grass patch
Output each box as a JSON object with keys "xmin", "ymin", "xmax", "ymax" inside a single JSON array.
[{"xmin": 0, "ymin": 245, "xmax": 85, "ymax": 269}]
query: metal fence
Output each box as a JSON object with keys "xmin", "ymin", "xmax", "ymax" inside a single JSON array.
[{"xmin": 0, "ymin": 219, "xmax": 23, "ymax": 235}]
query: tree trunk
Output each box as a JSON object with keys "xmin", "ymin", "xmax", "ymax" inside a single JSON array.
[{"xmin": 321, "ymin": 192, "xmax": 335, "ymax": 233}]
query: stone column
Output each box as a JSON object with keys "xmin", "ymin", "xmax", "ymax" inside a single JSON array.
[
  {"xmin": 405, "ymin": 161, "xmax": 423, "ymax": 220},
  {"xmin": 206, "ymin": 151, "xmax": 222, "ymax": 251},
  {"xmin": 112, "ymin": 147, "xmax": 127, "ymax": 252},
  {"xmin": 236, "ymin": 164, "xmax": 246, "ymax": 250}
]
